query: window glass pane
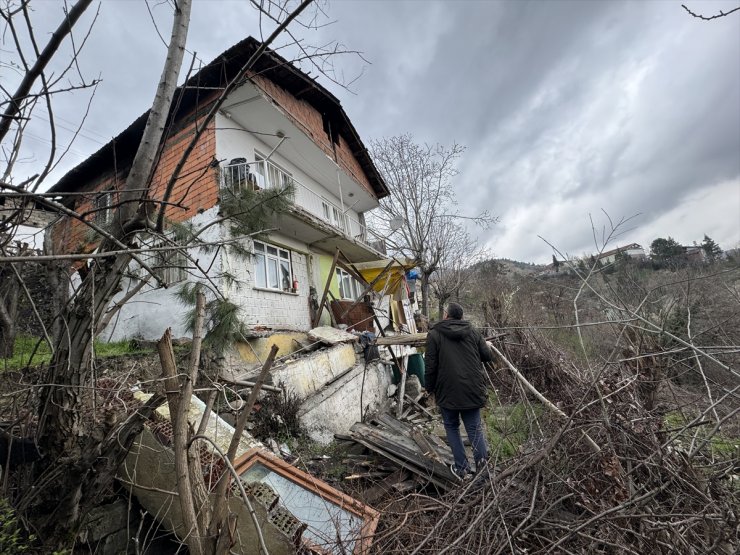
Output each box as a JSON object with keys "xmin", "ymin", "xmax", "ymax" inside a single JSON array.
[
  {"xmin": 280, "ymin": 260, "xmax": 291, "ymax": 290},
  {"xmin": 254, "ymin": 242, "xmax": 265, "ymax": 253},
  {"xmin": 240, "ymin": 462, "xmax": 361, "ymax": 554},
  {"xmin": 267, "ymin": 258, "xmax": 279, "ymax": 289},
  {"xmin": 255, "ymin": 254, "xmax": 266, "ymax": 288},
  {"xmin": 342, "ymin": 275, "xmax": 352, "ymax": 299},
  {"xmin": 336, "ymin": 269, "xmax": 345, "ymax": 298},
  {"xmin": 279, "ymin": 249, "xmax": 289, "ymax": 259},
  {"xmin": 267, "ymin": 246, "xmax": 278, "ymax": 256}
]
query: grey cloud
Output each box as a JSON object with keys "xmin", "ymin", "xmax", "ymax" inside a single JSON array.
[{"xmin": 6, "ymin": 1, "xmax": 737, "ymax": 262}]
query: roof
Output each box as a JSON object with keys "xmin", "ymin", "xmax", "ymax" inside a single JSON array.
[
  {"xmin": 50, "ymin": 36, "xmax": 388, "ymax": 199},
  {"xmin": 596, "ymin": 243, "xmax": 644, "ymax": 260}
]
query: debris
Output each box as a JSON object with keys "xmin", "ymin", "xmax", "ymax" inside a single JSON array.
[
  {"xmin": 375, "ymin": 333, "xmax": 428, "ymax": 347},
  {"xmin": 348, "ymin": 413, "xmax": 458, "ymax": 490},
  {"xmin": 404, "ymin": 374, "xmax": 423, "ymax": 400},
  {"xmin": 307, "ymin": 326, "xmax": 358, "ymax": 345}
]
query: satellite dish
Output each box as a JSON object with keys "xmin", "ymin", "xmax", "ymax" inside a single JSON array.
[{"xmin": 390, "ymin": 216, "xmax": 405, "ymax": 231}]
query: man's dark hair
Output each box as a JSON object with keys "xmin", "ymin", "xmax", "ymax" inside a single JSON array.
[{"xmin": 446, "ymin": 302, "xmax": 464, "ymax": 320}]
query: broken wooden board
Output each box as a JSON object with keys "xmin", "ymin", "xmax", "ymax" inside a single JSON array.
[
  {"xmin": 363, "ymin": 469, "xmax": 412, "ymax": 504},
  {"xmin": 375, "ymin": 333, "xmax": 428, "ymax": 348},
  {"xmin": 374, "ymin": 331, "xmax": 509, "ymax": 348},
  {"xmin": 307, "ymin": 326, "xmax": 358, "ymax": 345},
  {"xmin": 374, "ymin": 413, "xmax": 454, "ymax": 464},
  {"xmin": 350, "ymin": 417, "xmax": 458, "ymax": 489}
]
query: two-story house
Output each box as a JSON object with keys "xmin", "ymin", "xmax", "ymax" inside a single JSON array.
[{"xmin": 48, "ymin": 36, "xmax": 388, "ymax": 342}]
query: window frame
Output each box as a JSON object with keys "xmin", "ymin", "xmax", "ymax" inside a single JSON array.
[
  {"xmin": 335, "ymin": 267, "xmax": 363, "ymax": 300},
  {"xmin": 137, "ymin": 234, "xmax": 188, "ymax": 285},
  {"xmin": 253, "ymin": 239, "xmax": 294, "ymax": 293},
  {"xmin": 232, "ymin": 448, "xmax": 379, "ymax": 555},
  {"xmin": 93, "ymin": 189, "xmax": 114, "ymax": 226}
]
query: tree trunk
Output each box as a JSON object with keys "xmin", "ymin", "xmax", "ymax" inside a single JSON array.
[
  {"xmin": 0, "ymin": 272, "xmax": 20, "ymax": 358},
  {"xmin": 44, "ymin": 231, "xmax": 68, "ymax": 346},
  {"xmin": 0, "ymin": 322, "xmax": 15, "ymax": 358},
  {"xmin": 25, "ymin": 2, "xmax": 192, "ymax": 540},
  {"xmin": 420, "ymin": 271, "xmax": 431, "ymax": 318}
]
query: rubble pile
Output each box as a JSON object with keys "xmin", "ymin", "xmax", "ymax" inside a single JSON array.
[{"xmin": 361, "ymin": 327, "xmax": 739, "ymax": 555}]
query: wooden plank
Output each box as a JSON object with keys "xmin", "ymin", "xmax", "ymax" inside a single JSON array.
[
  {"xmin": 410, "ymin": 428, "xmax": 443, "ymax": 463},
  {"xmin": 374, "ymin": 413, "xmax": 412, "ymax": 436},
  {"xmin": 375, "ymin": 333, "xmax": 428, "ymax": 347},
  {"xmin": 396, "ymin": 357, "xmax": 407, "ymax": 418},
  {"xmin": 350, "ymin": 436, "xmax": 450, "ymax": 490},
  {"xmin": 364, "ymin": 469, "xmax": 412, "ymax": 504},
  {"xmin": 404, "ymin": 394, "xmax": 435, "ymax": 419},
  {"xmin": 373, "ymin": 416, "xmax": 454, "ymax": 464},
  {"xmin": 350, "ymin": 423, "xmax": 456, "ymax": 483}
]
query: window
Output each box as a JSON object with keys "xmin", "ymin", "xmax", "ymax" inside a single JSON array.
[
  {"xmin": 93, "ymin": 190, "xmax": 114, "ymax": 225},
  {"xmin": 254, "ymin": 240, "xmax": 294, "ymax": 292},
  {"xmin": 153, "ymin": 245, "xmax": 188, "ymax": 284},
  {"xmin": 336, "ymin": 268, "xmax": 363, "ymax": 300},
  {"xmin": 138, "ymin": 235, "xmax": 188, "ymax": 285},
  {"xmin": 233, "ymin": 448, "xmax": 379, "ymax": 554}
]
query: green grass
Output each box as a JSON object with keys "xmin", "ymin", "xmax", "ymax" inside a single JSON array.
[
  {"xmin": 545, "ymin": 327, "xmax": 598, "ymax": 362},
  {"xmin": 483, "ymin": 394, "xmax": 543, "ymax": 459},
  {"xmin": 1, "ymin": 335, "xmax": 154, "ymax": 371},
  {"xmin": 664, "ymin": 411, "xmax": 740, "ymax": 459}
]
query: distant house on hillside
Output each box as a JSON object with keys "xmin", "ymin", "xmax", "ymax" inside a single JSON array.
[
  {"xmin": 48, "ymin": 36, "xmax": 390, "ymax": 340},
  {"xmin": 596, "ymin": 243, "xmax": 646, "ymax": 264},
  {"xmin": 681, "ymin": 245, "xmax": 708, "ymax": 264}
]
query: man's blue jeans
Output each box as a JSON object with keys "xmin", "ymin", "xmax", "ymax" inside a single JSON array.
[{"xmin": 439, "ymin": 407, "xmax": 489, "ymax": 474}]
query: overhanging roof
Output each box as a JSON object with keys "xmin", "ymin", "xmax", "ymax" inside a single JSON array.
[{"xmin": 50, "ymin": 36, "xmax": 388, "ymax": 200}]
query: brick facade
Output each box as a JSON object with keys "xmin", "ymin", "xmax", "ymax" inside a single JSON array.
[
  {"xmin": 223, "ymin": 238, "xmax": 312, "ymax": 331},
  {"xmin": 50, "ymin": 110, "xmax": 217, "ymax": 257},
  {"xmin": 250, "ymin": 73, "xmax": 375, "ymax": 198}
]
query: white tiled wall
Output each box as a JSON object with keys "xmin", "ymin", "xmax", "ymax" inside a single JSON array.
[{"xmin": 222, "ymin": 233, "xmax": 312, "ymax": 331}]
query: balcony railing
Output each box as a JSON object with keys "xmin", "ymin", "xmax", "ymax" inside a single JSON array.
[{"xmin": 220, "ymin": 159, "xmax": 378, "ymax": 249}]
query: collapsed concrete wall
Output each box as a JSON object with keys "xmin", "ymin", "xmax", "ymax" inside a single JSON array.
[
  {"xmin": 271, "ymin": 343, "xmax": 358, "ymax": 398},
  {"xmin": 224, "ymin": 328, "xmax": 394, "ymax": 444},
  {"xmin": 119, "ymin": 428, "xmax": 299, "ymax": 554},
  {"xmin": 299, "ymin": 360, "xmax": 392, "ymax": 444}
]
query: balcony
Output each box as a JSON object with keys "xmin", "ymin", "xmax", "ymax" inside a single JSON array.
[{"xmin": 220, "ymin": 159, "xmax": 383, "ymax": 258}]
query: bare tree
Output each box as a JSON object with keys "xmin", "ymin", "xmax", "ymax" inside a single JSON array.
[
  {"xmin": 0, "ymin": 0, "xmax": 352, "ymax": 547},
  {"xmin": 370, "ymin": 134, "xmax": 495, "ymax": 317},
  {"xmin": 430, "ymin": 222, "xmax": 488, "ymax": 318},
  {"xmin": 682, "ymin": 3, "xmax": 740, "ymax": 21}
]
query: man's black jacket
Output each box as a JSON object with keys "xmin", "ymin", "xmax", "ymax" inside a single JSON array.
[{"xmin": 424, "ymin": 319, "xmax": 493, "ymax": 410}]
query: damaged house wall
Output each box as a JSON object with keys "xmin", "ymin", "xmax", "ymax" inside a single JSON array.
[
  {"xmin": 104, "ymin": 208, "xmax": 222, "ymax": 341},
  {"xmin": 119, "ymin": 393, "xmax": 379, "ymax": 553},
  {"xmin": 235, "ymin": 335, "xmax": 393, "ymax": 444},
  {"xmin": 298, "ymin": 359, "xmax": 392, "ymax": 444},
  {"xmin": 48, "ymin": 37, "xmax": 389, "ymax": 343}
]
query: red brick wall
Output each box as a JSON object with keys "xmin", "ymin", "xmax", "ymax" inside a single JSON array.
[
  {"xmin": 51, "ymin": 111, "xmax": 217, "ymax": 257},
  {"xmin": 250, "ymin": 73, "xmax": 376, "ymax": 198},
  {"xmin": 51, "ymin": 74, "xmax": 376, "ymax": 258}
]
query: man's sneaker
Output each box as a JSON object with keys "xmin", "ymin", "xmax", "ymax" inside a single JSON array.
[{"xmin": 450, "ymin": 464, "xmax": 471, "ymax": 482}]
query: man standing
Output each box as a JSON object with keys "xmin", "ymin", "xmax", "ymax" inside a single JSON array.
[{"xmin": 424, "ymin": 302, "xmax": 493, "ymax": 479}]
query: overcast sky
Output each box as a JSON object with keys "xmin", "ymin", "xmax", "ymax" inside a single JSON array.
[{"xmin": 10, "ymin": 0, "xmax": 740, "ymax": 262}]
